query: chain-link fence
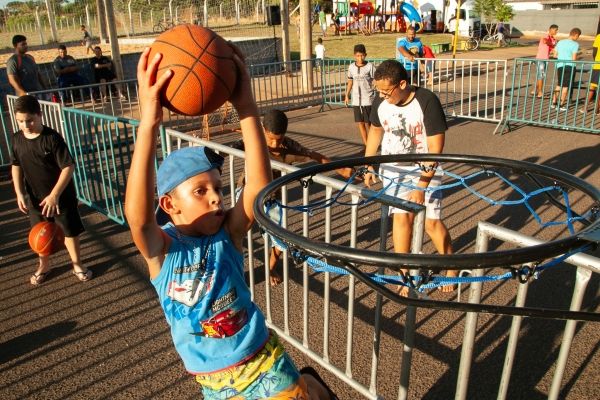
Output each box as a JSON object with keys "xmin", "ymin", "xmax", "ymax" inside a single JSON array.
[{"xmin": 0, "ymin": 0, "xmax": 286, "ymax": 49}]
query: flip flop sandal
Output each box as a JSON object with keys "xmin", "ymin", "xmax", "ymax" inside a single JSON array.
[
  {"xmin": 299, "ymin": 366, "xmax": 339, "ymax": 400},
  {"xmin": 73, "ymin": 269, "xmax": 92, "ymax": 282},
  {"xmin": 30, "ymin": 271, "xmax": 49, "ymax": 286}
]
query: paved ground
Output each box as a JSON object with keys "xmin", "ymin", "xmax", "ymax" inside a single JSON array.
[{"xmin": 1, "ymin": 43, "xmax": 599, "ymax": 400}]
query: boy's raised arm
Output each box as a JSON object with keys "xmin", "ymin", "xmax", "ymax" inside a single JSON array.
[
  {"xmin": 226, "ymin": 47, "xmax": 272, "ymax": 241},
  {"xmin": 125, "ymin": 48, "xmax": 172, "ymax": 270}
]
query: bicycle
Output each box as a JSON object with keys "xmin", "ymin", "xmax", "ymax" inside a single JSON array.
[
  {"xmin": 465, "ymin": 29, "xmax": 481, "ymax": 51},
  {"xmin": 152, "ymin": 19, "xmax": 186, "ymax": 33},
  {"xmin": 483, "ymin": 32, "xmax": 507, "ymax": 47}
]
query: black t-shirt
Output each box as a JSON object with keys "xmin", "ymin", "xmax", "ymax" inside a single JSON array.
[
  {"xmin": 11, "ymin": 125, "xmax": 78, "ymax": 207},
  {"xmin": 90, "ymin": 55, "xmax": 116, "ymax": 81}
]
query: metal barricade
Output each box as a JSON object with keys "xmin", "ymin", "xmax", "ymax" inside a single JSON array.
[
  {"xmin": 322, "ymin": 57, "xmax": 507, "ymax": 125},
  {"xmin": 18, "ymin": 105, "xmax": 595, "ymax": 399},
  {"xmin": 6, "ymin": 95, "xmax": 64, "ymax": 137},
  {"xmin": 0, "ymin": 101, "xmax": 13, "ymax": 168},
  {"xmin": 498, "ymin": 57, "xmax": 600, "ymax": 135},
  {"xmin": 61, "ymin": 107, "xmax": 139, "ymax": 225}
]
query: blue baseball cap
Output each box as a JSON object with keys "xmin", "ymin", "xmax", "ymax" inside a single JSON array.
[{"xmin": 157, "ymin": 146, "xmax": 224, "ymax": 196}]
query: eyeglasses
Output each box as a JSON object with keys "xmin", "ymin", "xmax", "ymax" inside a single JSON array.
[{"xmin": 378, "ymin": 83, "xmax": 399, "ymax": 98}]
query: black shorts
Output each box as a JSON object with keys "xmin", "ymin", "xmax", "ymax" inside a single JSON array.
[
  {"xmin": 557, "ymin": 66, "xmax": 575, "ymax": 88},
  {"xmin": 353, "ymin": 106, "xmax": 372, "ymax": 123},
  {"xmin": 95, "ymin": 70, "xmax": 116, "ymax": 82},
  {"xmin": 27, "ymin": 198, "xmax": 85, "ymax": 237}
]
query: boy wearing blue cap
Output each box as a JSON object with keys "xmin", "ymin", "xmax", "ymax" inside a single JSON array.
[{"xmin": 126, "ymin": 47, "xmax": 335, "ymax": 399}]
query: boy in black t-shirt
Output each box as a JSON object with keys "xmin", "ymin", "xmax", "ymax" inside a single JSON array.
[{"xmin": 11, "ymin": 95, "xmax": 91, "ymax": 285}]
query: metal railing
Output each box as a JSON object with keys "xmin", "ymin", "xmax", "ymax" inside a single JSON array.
[
  {"xmin": 499, "ymin": 58, "xmax": 600, "ymax": 135},
  {"xmin": 321, "ymin": 57, "xmax": 508, "ymax": 124},
  {"xmin": 7, "ymin": 102, "xmax": 594, "ymax": 398},
  {"xmin": 0, "ymin": 101, "xmax": 12, "ymax": 167}
]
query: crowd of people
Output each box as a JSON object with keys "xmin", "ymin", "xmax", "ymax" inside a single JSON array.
[{"xmin": 6, "ymin": 31, "xmax": 125, "ymax": 104}]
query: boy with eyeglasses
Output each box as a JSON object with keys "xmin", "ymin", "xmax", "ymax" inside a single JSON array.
[{"xmin": 364, "ymin": 60, "xmax": 457, "ymax": 297}]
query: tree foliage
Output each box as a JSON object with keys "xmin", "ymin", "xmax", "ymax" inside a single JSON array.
[{"xmin": 473, "ymin": 0, "xmax": 514, "ymax": 34}]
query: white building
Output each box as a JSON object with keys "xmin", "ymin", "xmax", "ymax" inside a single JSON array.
[{"xmin": 505, "ymin": 0, "xmax": 599, "ymax": 10}]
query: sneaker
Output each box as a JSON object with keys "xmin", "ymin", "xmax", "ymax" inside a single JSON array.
[
  {"xmin": 559, "ymin": 105, "xmax": 568, "ymax": 112},
  {"xmin": 550, "ymin": 103, "xmax": 557, "ymax": 109},
  {"xmin": 103, "ymin": 96, "xmax": 110, "ymax": 102},
  {"xmin": 579, "ymin": 107, "xmax": 587, "ymax": 114},
  {"xmin": 119, "ymin": 94, "xmax": 127, "ymax": 100}
]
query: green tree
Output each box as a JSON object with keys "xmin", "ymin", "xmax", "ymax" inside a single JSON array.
[{"xmin": 473, "ymin": 0, "xmax": 514, "ymax": 34}]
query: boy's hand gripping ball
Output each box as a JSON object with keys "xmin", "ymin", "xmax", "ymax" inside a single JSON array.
[
  {"xmin": 149, "ymin": 24, "xmax": 238, "ymax": 116},
  {"xmin": 28, "ymin": 221, "xmax": 65, "ymax": 256}
]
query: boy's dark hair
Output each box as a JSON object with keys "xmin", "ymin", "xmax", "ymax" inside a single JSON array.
[
  {"xmin": 94, "ymin": 46, "xmax": 101, "ymax": 51},
  {"xmin": 570, "ymin": 27, "xmax": 581, "ymax": 36},
  {"xmin": 14, "ymin": 95, "xmax": 41, "ymax": 115},
  {"xmin": 12, "ymin": 35, "xmax": 26, "ymax": 47},
  {"xmin": 549, "ymin": 24, "xmax": 558, "ymax": 30},
  {"xmin": 374, "ymin": 60, "xmax": 408, "ymax": 85},
  {"xmin": 58, "ymin": 44, "xmax": 67, "ymax": 50},
  {"xmin": 81, "ymin": 25, "xmax": 86, "ymax": 29},
  {"xmin": 263, "ymin": 109, "xmax": 288, "ymax": 135},
  {"xmin": 317, "ymin": 38, "xmax": 323, "ymax": 44},
  {"xmin": 353, "ymin": 44, "xmax": 366, "ymax": 54}
]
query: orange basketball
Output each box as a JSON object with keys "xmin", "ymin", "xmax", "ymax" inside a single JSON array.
[
  {"xmin": 28, "ymin": 221, "xmax": 65, "ymax": 256},
  {"xmin": 149, "ymin": 24, "xmax": 238, "ymax": 116}
]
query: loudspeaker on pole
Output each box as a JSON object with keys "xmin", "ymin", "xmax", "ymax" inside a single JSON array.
[{"xmin": 266, "ymin": 5, "xmax": 281, "ymax": 26}]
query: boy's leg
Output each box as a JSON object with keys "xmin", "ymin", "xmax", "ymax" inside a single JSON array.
[
  {"xmin": 99, "ymin": 78, "xmax": 108, "ymax": 97},
  {"xmin": 424, "ymin": 218, "xmax": 457, "ymax": 292},
  {"xmin": 64, "ymin": 236, "xmax": 92, "ymax": 281},
  {"xmin": 269, "ymin": 246, "xmax": 283, "ymax": 286},
  {"xmin": 31, "ymin": 255, "xmax": 51, "ymax": 285},
  {"xmin": 392, "ymin": 212, "xmax": 414, "ymax": 297},
  {"xmin": 357, "ymin": 121, "xmax": 368, "ymax": 145}
]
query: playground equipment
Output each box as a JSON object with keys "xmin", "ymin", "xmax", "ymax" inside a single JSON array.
[{"xmin": 333, "ymin": 1, "xmax": 423, "ymax": 33}]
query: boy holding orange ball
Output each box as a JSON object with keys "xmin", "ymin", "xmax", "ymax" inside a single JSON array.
[
  {"xmin": 11, "ymin": 95, "xmax": 91, "ymax": 285},
  {"xmin": 126, "ymin": 46, "xmax": 336, "ymax": 399}
]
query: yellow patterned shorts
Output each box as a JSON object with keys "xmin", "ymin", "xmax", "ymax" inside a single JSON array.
[{"xmin": 196, "ymin": 332, "xmax": 308, "ymax": 399}]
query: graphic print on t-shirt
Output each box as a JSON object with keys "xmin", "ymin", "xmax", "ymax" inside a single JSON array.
[{"xmin": 381, "ymin": 107, "xmax": 425, "ymax": 155}]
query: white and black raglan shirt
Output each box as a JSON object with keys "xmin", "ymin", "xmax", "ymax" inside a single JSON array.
[{"xmin": 371, "ymin": 86, "xmax": 447, "ymax": 174}]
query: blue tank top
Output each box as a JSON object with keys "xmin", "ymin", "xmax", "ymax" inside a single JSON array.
[{"xmin": 151, "ymin": 224, "xmax": 269, "ymax": 374}]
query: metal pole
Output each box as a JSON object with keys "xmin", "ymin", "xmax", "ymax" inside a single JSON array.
[
  {"xmin": 96, "ymin": 0, "xmax": 108, "ymax": 43},
  {"xmin": 370, "ymin": 205, "xmax": 390, "ymax": 393},
  {"xmin": 204, "ymin": 0, "xmax": 208, "ymax": 26},
  {"xmin": 452, "ymin": 0, "xmax": 461, "ymax": 59},
  {"xmin": 45, "ymin": 0, "xmax": 58, "ymax": 43},
  {"xmin": 548, "ymin": 267, "xmax": 593, "ymax": 400},
  {"xmin": 497, "ymin": 267, "xmax": 531, "ymax": 400},
  {"xmin": 455, "ymin": 224, "xmax": 487, "ymax": 400},
  {"xmin": 398, "ymin": 209, "xmax": 425, "ymax": 400},
  {"xmin": 280, "ymin": 0, "xmax": 290, "ymax": 65},
  {"xmin": 35, "ymin": 7, "xmax": 45, "ymax": 45},
  {"xmin": 128, "ymin": 0, "xmax": 134, "ymax": 36},
  {"xmin": 85, "ymin": 5, "xmax": 92, "ymax": 37},
  {"xmin": 103, "ymin": 0, "xmax": 125, "ymax": 81},
  {"xmin": 300, "ymin": 0, "xmax": 313, "ymax": 92}
]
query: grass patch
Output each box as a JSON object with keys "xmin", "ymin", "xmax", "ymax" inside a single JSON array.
[{"xmin": 285, "ymin": 29, "xmax": 457, "ymax": 59}]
